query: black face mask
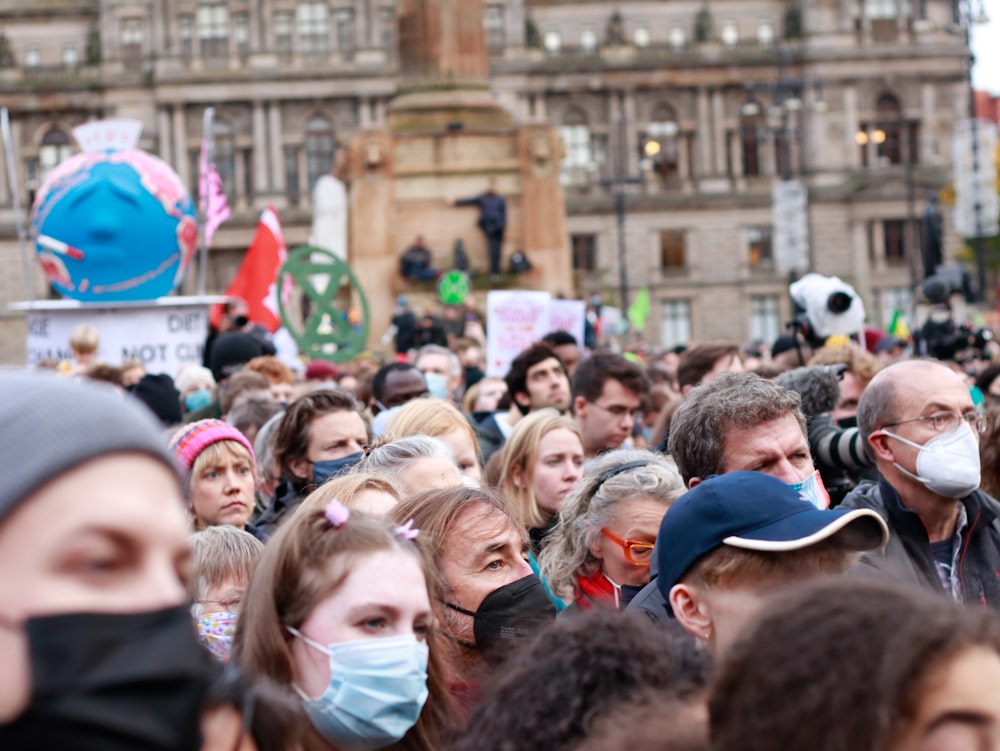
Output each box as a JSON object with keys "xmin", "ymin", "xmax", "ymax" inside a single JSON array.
[
  {"xmin": 0, "ymin": 605, "xmax": 211, "ymax": 751},
  {"xmin": 837, "ymin": 415, "xmax": 858, "ymax": 429},
  {"xmin": 230, "ymin": 314, "xmax": 249, "ymax": 329},
  {"xmin": 446, "ymin": 574, "xmax": 556, "ymax": 665}
]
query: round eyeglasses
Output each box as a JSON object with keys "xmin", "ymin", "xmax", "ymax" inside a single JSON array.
[{"xmin": 600, "ymin": 528, "xmax": 655, "ymax": 567}]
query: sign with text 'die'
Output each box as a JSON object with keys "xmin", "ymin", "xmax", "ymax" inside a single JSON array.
[{"xmin": 18, "ymin": 298, "xmax": 218, "ymax": 377}]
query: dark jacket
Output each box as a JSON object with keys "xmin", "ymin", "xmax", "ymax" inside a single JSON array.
[
  {"xmin": 456, "ymin": 192, "xmax": 507, "ymax": 236},
  {"xmin": 476, "ymin": 412, "xmax": 507, "ymax": 462},
  {"xmin": 626, "ymin": 577, "xmax": 671, "ymax": 624},
  {"xmin": 253, "ymin": 480, "xmax": 305, "ymax": 542},
  {"xmin": 841, "ymin": 477, "xmax": 1000, "ymax": 608}
]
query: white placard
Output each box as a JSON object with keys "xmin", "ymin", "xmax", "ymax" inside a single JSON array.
[
  {"xmin": 24, "ymin": 301, "xmax": 212, "ymax": 377},
  {"xmin": 486, "ymin": 291, "xmax": 552, "ymax": 377},
  {"xmin": 772, "ymin": 178, "xmax": 810, "ymax": 273},
  {"xmin": 72, "ymin": 119, "xmax": 143, "ymax": 153},
  {"xmin": 547, "ymin": 299, "xmax": 586, "ymax": 349}
]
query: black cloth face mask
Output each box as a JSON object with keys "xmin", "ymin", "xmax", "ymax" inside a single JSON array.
[
  {"xmin": 0, "ymin": 605, "xmax": 211, "ymax": 751},
  {"xmin": 445, "ymin": 574, "xmax": 556, "ymax": 665}
]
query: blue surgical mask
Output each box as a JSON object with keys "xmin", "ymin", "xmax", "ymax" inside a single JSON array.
[
  {"xmin": 286, "ymin": 629, "xmax": 429, "ymax": 751},
  {"xmin": 312, "ymin": 451, "xmax": 363, "ymax": 487},
  {"xmin": 788, "ymin": 470, "xmax": 831, "ymax": 509},
  {"xmin": 184, "ymin": 387, "xmax": 213, "ymax": 412},
  {"xmin": 423, "ymin": 372, "xmax": 449, "ymax": 400}
]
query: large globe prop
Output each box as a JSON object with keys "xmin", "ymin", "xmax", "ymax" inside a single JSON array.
[{"xmin": 30, "ymin": 149, "xmax": 198, "ymax": 302}]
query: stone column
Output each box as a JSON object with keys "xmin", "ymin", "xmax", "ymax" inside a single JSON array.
[
  {"xmin": 843, "ymin": 84, "xmax": 860, "ymax": 169},
  {"xmin": 173, "ymin": 105, "xmax": 189, "ymax": 185},
  {"xmin": 677, "ymin": 132, "xmax": 690, "ymax": 180},
  {"xmin": 252, "ymin": 102, "xmax": 268, "ymax": 199},
  {"xmin": 157, "ymin": 107, "xmax": 172, "ymax": 163},
  {"xmin": 871, "ymin": 220, "xmax": 886, "ymax": 271},
  {"xmin": 268, "ymin": 103, "xmax": 283, "ymax": 193},
  {"xmin": 711, "ymin": 88, "xmax": 727, "ymax": 175},
  {"xmin": 696, "ymin": 87, "xmax": 711, "ymax": 175},
  {"xmin": 622, "ymin": 89, "xmax": 638, "ymax": 175},
  {"xmin": 359, "ymin": 96, "xmax": 372, "ymax": 127},
  {"xmin": 729, "ymin": 130, "xmax": 744, "ymax": 177},
  {"xmin": 234, "ymin": 150, "xmax": 247, "ymax": 210},
  {"xmin": 298, "ymin": 148, "xmax": 308, "ymax": 208},
  {"xmin": 920, "ymin": 82, "xmax": 936, "ymax": 163}
]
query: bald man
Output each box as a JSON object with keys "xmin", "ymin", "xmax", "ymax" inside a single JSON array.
[{"xmin": 842, "ymin": 359, "xmax": 1000, "ymax": 607}]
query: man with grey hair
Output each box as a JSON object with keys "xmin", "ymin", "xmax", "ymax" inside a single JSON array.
[
  {"xmin": 628, "ymin": 371, "xmax": 826, "ymax": 622},
  {"xmin": 841, "ymin": 359, "xmax": 1000, "ymax": 607},
  {"xmin": 415, "ymin": 343, "xmax": 463, "ymax": 402}
]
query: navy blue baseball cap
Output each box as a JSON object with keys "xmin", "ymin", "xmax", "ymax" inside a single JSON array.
[{"xmin": 656, "ymin": 471, "xmax": 888, "ymax": 600}]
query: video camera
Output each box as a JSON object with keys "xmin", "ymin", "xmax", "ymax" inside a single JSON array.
[
  {"xmin": 914, "ymin": 268, "xmax": 992, "ymax": 362},
  {"xmin": 787, "ymin": 274, "xmax": 866, "ymax": 349}
]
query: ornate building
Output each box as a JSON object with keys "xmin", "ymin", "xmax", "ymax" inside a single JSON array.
[{"xmin": 0, "ymin": 0, "xmax": 977, "ymax": 361}]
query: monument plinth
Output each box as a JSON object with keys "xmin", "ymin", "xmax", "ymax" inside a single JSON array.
[{"xmin": 348, "ymin": 0, "xmax": 572, "ymax": 348}]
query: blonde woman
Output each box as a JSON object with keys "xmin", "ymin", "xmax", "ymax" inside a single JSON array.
[
  {"xmin": 497, "ymin": 409, "xmax": 584, "ymax": 549},
  {"xmin": 383, "ymin": 397, "xmax": 483, "ymax": 485},
  {"xmin": 538, "ymin": 449, "xmax": 685, "ymax": 612}
]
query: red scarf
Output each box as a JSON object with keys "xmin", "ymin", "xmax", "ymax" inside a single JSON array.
[{"xmin": 574, "ymin": 569, "xmax": 617, "ymax": 611}]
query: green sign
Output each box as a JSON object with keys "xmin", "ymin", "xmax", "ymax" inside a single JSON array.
[
  {"xmin": 438, "ymin": 270, "xmax": 471, "ymax": 305},
  {"xmin": 277, "ymin": 246, "xmax": 370, "ymax": 363}
]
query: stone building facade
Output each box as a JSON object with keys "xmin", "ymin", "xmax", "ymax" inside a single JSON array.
[{"xmin": 0, "ymin": 0, "xmax": 975, "ymax": 362}]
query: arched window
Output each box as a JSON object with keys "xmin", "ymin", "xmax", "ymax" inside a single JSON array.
[
  {"xmin": 875, "ymin": 93, "xmax": 902, "ymax": 165},
  {"xmin": 644, "ymin": 103, "xmax": 680, "ymax": 182},
  {"xmin": 213, "ymin": 119, "xmax": 236, "ymax": 199},
  {"xmin": 39, "ymin": 128, "xmax": 73, "ymax": 183},
  {"xmin": 740, "ymin": 100, "xmax": 762, "ymax": 177},
  {"xmin": 305, "ymin": 116, "xmax": 334, "ymax": 188},
  {"xmin": 560, "ymin": 107, "xmax": 592, "ymax": 187}
]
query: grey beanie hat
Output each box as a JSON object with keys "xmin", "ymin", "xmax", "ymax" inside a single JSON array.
[{"xmin": 0, "ymin": 372, "xmax": 180, "ymax": 525}]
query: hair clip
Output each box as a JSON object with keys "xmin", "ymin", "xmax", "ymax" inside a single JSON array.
[
  {"xmin": 324, "ymin": 498, "xmax": 350, "ymax": 528},
  {"xmin": 396, "ymin": 518, "xmax": 419, "ymax": 540}
]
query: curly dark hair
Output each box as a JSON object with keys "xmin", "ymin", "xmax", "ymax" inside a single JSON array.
[
  {"xmin": 448, "ymin": 610, "xmax": 709, "ymax": 751},
  {"xmin": 710, "ymin": 577, "xmax": 1000, "ymax": 751}
]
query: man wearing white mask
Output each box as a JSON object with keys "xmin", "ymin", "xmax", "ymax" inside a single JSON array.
[{"xmin": 843, "ymin": 359, "xmax": 1000, "ymax": 606}]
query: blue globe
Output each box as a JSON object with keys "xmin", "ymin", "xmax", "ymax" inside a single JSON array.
[{"xmin": 31, "ymin": 149, "xmax": 198, "ymax": 302}]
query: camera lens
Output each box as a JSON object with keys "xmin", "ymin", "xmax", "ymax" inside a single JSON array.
[{"xmin": 827, "ymin": 291, "xmax": 853, "ymax": 314}]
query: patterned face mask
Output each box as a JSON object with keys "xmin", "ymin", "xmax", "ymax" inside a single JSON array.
[{"xmin": 196, "ymin": 611, "xmax": 238, "ymax": 661}]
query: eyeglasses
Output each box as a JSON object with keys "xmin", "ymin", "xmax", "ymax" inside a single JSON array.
[
  {"xmin": 883, "ymin": 411, "xmax": 987, "ymax": 435},
  {"xmin": 600, "ymin": 528, "xmax": 655, "ymax": 567},
  {"xmin": 589, "ymin": 401, "xmax": 644, "ymax": 422},
  {"xmin": 199, "ymin": 595, "xmax": 243, "ymax": 612}
]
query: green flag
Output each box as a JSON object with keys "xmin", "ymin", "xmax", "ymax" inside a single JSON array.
[{"xmin": 627, "ymin": 286, "xmax": 651, "ymax": 332}]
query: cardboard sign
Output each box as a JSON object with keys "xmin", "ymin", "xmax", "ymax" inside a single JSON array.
[
  {"xmin": 486, "ymin": 291, "xmax": 552, "ymax": 377},
  {"xmin": 547, "ymin": 299, "xmax": 586, "ymax": 350},
  {"xmin": 22, "ymin": 299, "xmax": 216, "ymax": 377}
]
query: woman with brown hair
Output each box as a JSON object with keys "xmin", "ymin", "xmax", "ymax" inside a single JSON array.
[{"xmin": 233, "ymin": 498, "xmax": 458, "ymax": 751}]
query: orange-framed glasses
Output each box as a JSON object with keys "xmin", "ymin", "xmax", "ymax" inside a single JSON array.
[{"xmin": 600, "ymin": 528, "xmax": 655, "ymax": 567}]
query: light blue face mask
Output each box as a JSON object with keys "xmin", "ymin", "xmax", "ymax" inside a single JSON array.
[
  {"xmin": 788, "ymin": 470, "xmax": 831, "ymax": 510},
  {"xmin": 184, "ymin": 387, "xmax": 213, "ymax": 413},
  {"xmin": 287, "ymin": 628, "xmax": 429, "ymax": 751},
  {"xmin": 423, "ymin": 372, "xmax": 449, "ymax": 400}
]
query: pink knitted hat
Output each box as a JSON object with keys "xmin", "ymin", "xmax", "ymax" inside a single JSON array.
[{"xmin": 169, "ymin": 419, "xmax": 255, "ymax": 472}]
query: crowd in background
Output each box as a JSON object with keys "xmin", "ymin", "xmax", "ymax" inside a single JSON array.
[{"xmin": 6, "ymin": 293, "xmax": 1000, "ymax": 751}]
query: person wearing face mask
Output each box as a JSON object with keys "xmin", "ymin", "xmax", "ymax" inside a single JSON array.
[
  {"xmin": 176, "ymin": 365, "xmax": 219, "ymax": 416},
  {"xmin": 233, "ymin": 498, "xmax": 459, "ymax": 751},
  {"xmin": 189, "ymin": 526, "xmax": 264, "ymax": 662},
  {"xmin": 842, "ymin": 359, "xmax": 1000, "ymax": 606},
  {"xmin": 628, "ymin": 372, "xmax": 834, "ymax": 625},
  {"xmin": 390, "ymin": 487, "xmax": 557, "ymax": 712},
  {"xmin": 0, "ymin": 373, "xmax": 213, "ymax": 750},
  {"xmin": 254, "ymin": 389, "xmax": 369, "ymax": 540},
  {"xmin": 537, "ymin": 450, "xmax": 685, "ymax": 613}
]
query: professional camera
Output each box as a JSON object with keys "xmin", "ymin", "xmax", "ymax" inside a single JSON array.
[
  {"xmin": 787, "ymin": 274, "xmax": 866, "ymax": 349},
  {"xmin": 914, "ymin": 266, "xmax": 992, "ymax": 362}
]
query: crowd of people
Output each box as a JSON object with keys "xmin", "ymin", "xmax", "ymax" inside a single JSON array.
[{"xmin": 6, "ymin": 304, "xmax": 1000, "ymax": 751}]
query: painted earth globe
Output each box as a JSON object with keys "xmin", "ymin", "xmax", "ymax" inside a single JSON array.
[{"xmin": 30, "ymin": 149, "xmax": 197, "ymax": 302}]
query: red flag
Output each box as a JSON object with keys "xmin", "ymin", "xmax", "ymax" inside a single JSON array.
[{"xmin": 212, "ymin": 207, "xmax": 286, "ymax": 332}]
